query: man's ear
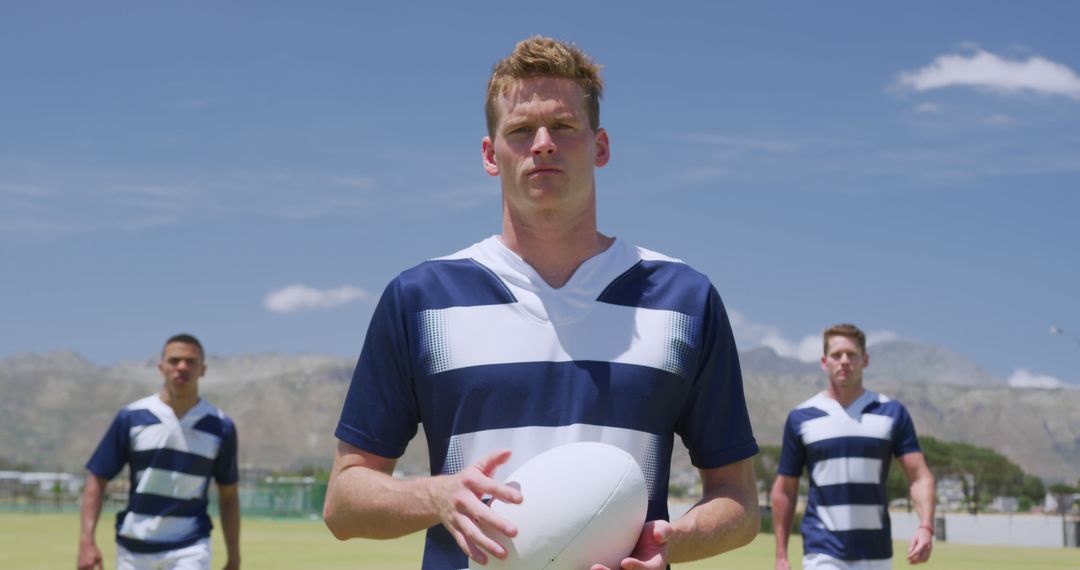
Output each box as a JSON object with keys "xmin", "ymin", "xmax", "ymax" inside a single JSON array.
[
  {"xmin": 594, "ymin": 128, "xmax": 610, "ymax": 167},
  {"xmin": 482, "ymin": 137, "xmax": 499, "ymax": 176}
]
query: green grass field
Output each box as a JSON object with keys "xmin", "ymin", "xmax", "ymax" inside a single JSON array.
[{"xmin": 3, "ymin": 512, "xmax": 1077, "ymax": 569}]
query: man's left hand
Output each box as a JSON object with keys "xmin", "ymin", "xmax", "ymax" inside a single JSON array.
[
  {"xmin": 591, "ymin": 519, "xmax": 672, "ymax": 570},
  {"xmin": 906, "ymin": 526, "xmax": 932, "ymax": 564}
]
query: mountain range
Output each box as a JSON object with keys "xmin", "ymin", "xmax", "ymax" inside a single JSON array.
[{"xmin": 2, "ymin": 340, "xmax": 1077, "ymax": 484}]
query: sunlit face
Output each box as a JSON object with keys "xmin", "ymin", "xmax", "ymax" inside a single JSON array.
[
  {"xmin": 158, "ymin": 341, "xmax": 206, "ymax": 398},
  {"xmin": 821, "ymin": 335, "xmax": 868, "ymax": 390},
  {"xmin": 482, "ymin": 77, "xmax": 609, "ymax": 219}
]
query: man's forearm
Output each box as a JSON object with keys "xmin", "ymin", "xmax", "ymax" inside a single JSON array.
[
  {"xmin": 219, "ymin": 492, "xmax": 241, "ymax": 562},
  {"xmin": 79, "ymin": 476, "xmax": 105, "ymax": 544},
  {"xmin": 770, "ymin": 492, "xmax": 795, "ymax": 559},
  {"xmin": 324, "ymin": 465, "xmax": 446, "ymax": 540},
  {"xmin": 769, "ymin": 475, "xmax": 799, "ymax": 563},
  {"xmin": 667, "ymin": 459, "xmax": 760, "ymax": 563},
  {"xmin": 910, "ymin": 473, "xmax": 936, "ymax": 527},
  {"xmin": 667, "ymin": 489, "xmax": 760, "ymax": 562}
]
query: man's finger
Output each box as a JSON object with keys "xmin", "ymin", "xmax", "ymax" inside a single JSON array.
[
  {"xmin": 465, "ymin": 492, "xmax": 519, "ymax": 538},
  {"xmin": 651, "ymin": 520, "xmax": 673, "ymax": 544},
  {"xmin": 473, "ymin": 449, "xmax": 513, "ymax": 477},
  {"xmin": 465, "ymin": 515, "xmax": 511, "ymax": 560}
]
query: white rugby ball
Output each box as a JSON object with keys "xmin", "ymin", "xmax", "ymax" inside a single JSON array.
[{"xmin": 469, "ymin": 441, "xmax": 648, "ymax": 570}]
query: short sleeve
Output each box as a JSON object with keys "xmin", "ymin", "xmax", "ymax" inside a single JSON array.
[
  {"xmin": 777, "ymin": 412, "xmax": 806, "ymax": 477},
  {"xmin": 334, "ymin": 277, "xmax": 420, "ymax": 458},
  {"xmin": 676, "ymin": 285, "xmax": 759, "ymax": 469},
  {"xmin": 214, "ymin": 416, "xmax": 240, "ymax": 485},
  {"xmin": 86, "ymin": 410, "xmax": 130, "ymax": 480},
  {"xmin": 892, "ymin": 403, "xmax": 921, "ymax": 457}
]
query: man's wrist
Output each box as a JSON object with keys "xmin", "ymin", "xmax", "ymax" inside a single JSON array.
[{"xmin": 918, "ymin": 524, "xmax": 934, "ymax": 536}]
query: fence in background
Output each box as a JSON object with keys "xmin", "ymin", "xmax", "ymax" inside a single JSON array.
[
  {"xmin": 0, "ymin": 475, "xmax": 328, "ymax": 519},
  {"xmin": 891, "ymin": 511, "xmax": 1079, "ymax": 548}
]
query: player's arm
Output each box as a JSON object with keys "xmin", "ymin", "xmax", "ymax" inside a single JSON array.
[
  {"xmin": 77, "ymin": 474, "xmax": 107, "ymax": 570},
  {"xmin": 897, "ymin": 451, "xmax": 935, "ymax": 564},
  {"xmin": 769, "ymin": 474, "xmax": 799, "ymax": 570},
  {"xmin": 217, "ymin": 482, "xmax": 241, "ymax": 570},
  {"xmin": 323, "ymin": 440, "xmax": 523, "ymax": 565},
  {"xmin": 594, "ymin": 458, "xmax": 760, "ymax": 570},
  {"xmin": 668, "ymin": 457, "xmax": 761, "ymax": 562}
]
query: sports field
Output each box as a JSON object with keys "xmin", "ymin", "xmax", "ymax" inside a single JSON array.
[{"xmin": 4, "ymin": 512, "xmax": 1077, "ymax": 569}]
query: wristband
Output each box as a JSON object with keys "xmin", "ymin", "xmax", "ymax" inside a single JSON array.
[{"xmin": 918, "ymin": 524, "xmax": 934, "ymax": 536}]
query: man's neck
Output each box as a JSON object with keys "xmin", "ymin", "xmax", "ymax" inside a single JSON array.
[
  {"xmin": 501, "ymin": 205, "xmax": 611, "ymax": 289},
  {"xmin": 825, "ymin": 384, "xmax": 866, "ymax": 409},
  {"xmin": 159, "ymin": 390, "xmax": 199, "ymax": 419}
]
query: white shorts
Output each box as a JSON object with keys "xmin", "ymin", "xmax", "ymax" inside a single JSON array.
[
  {"xmin": 803, "ymin": 552, "xmax": 891, "ymax": 570},
  {"xmin": 116, "ymin": 538, "xmax": 211, "ymax": 570}
]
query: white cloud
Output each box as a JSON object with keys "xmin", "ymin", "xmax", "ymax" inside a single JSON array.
[
  {"xmin": 896, "ymin": 48, "xmax": 1080, "ymax": 100},
  {"xmin": 866, "ymin": 330, "xmax": 899, "ymax": 346},
  {"xmin": 1008, "ymin": 368, "xmax": 1066, "ymax": 389},
  {"xmin": 914, "ymin": 102, "xmax": 941, "ymax": 113},
  {"xmin": 763, "ymin": 333, "xmax": 822, "ymax": 363},
  {"xmin": 728, "ymin": 309, "xmax": 897, "ymax": 363},
  {"xmin": 980, "ymin": 113, "xmax": 1016, "ymax": 126},
  {"xmin": 264, "ymin": 284, "xmax": 370, "ymax": 313}
]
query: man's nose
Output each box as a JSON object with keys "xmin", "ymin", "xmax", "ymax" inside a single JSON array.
[{"xmin": 531, "ymin": 127, "xmax": 556, "ymax": 155}]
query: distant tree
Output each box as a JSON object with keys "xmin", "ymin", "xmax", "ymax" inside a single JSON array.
[
  {"xmin": 919, "ymin": 435, "xmax": 1044, "ymax": 514},
  {"xmin": 1048, "ymin": 482, "xmax": 1080, "ymax": 514},
  {"xmin": 668, "ymin": 481, "xmax": 690, "ymax": 498},
  {"xmin": 295, "ymin": 464, "xmax": 331, "ymax": 480},
  {"xmin": 1018, "ymin": 474, "xmax": 1046, "ymax": 511}
]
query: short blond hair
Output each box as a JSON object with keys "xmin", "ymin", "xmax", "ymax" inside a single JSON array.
[
  {"xmin": 823, "ymin": 323, "xmax": 867, "ymax": 355},
  {"xmin": 485, "ymin": 36, "xmax": 604, "ymax": 139}
]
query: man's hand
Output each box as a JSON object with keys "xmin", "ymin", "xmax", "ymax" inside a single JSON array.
[
  {"xmin": 434, "ymin": 450, "xmax": 522, "ymax": 565},
  {"xmin": 222, "ymin": 558, "xmax": 240, "ymax": 570},
  {"xmin": 906, "ymin": 526, "xmax": 933, "ymax": 564},
  {"xmin": 590, "ymin": 519, "xmax": 672, "ymax": 570},
  {"xmin": 774, "ymin": 557, "xmax": 792, "ymax": 570},
  {"xmin": 76, "ymin": 541, "xmax": 103, "ymax": 570}
]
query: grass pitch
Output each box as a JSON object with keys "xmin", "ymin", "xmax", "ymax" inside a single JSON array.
[{"xmin": 3, "ymin": 511, "xmax": 1077, "ymax": 569}]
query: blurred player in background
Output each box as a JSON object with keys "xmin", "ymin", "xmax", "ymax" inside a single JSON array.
[{"xmin": 78, "ymin": 333, "xmax": 240, "ymax": 570}]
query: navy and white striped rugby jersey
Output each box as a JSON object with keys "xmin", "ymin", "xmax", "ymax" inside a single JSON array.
[
  {"xmin": 336, "ymin": 236, "xmax": 758, "ymax": 570},
  {"xmin": 86, "ymin": 395, "xmax": 239, "ymax": 554},
  {"xmin": 778, "ymin": 390, "xmax": 921, "ymax": 562}
]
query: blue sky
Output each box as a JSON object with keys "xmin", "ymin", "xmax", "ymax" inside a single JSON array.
[{"xmin": 2, "ymin": 2, "xmax": 1078, "ymax": 387}]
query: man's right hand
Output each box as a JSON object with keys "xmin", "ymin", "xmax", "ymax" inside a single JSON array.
[
  {"xmin": 774, "ymin": 557, "xmax": 792, "ymax": 570},
  {"xmin": 433, "ymin": 449, "xmax": 523, "ymax": 565},
  {"xmin": 77, "ymin": 541, "xmax": 103, "ymax": 570}
]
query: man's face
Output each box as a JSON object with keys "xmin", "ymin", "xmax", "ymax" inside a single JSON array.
[
  {"xmin": 158, "ymin": 341, "xmax": 206, "ymax": 397},
  {"xmin": 821, "ymin": 335, "xmax": 868, "ymax": 390},
  {"xmin": 482, "ymin": 77, "xmax": 609, "ymax": 218}
]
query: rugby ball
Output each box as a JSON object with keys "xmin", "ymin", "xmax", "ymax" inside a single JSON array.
[{"xmin": 469, "ymin": 441, "xmax": 648, "ymax": 570}]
